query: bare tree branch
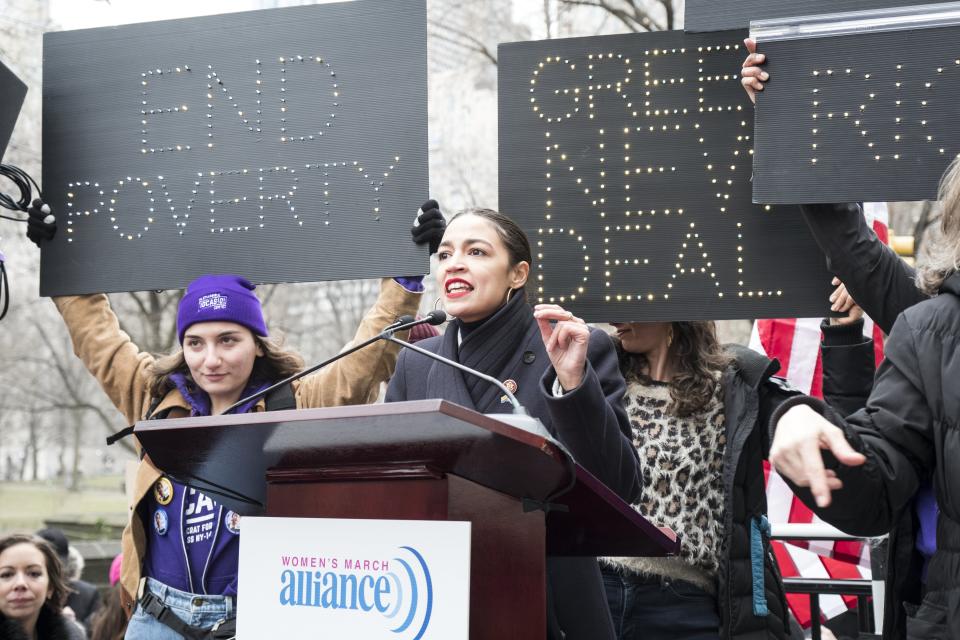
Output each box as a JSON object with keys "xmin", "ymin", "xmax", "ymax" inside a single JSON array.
[
  {"xmin": 557, "ymin": 0, "xmax": 674, "ymax": 32},
  {"xmin": 29, "ymin": 323, "xmax": 136, "ymax": 455},
  {"xmin": 429, "ymin": 18, "xmax": 498, "ymax": 66}
]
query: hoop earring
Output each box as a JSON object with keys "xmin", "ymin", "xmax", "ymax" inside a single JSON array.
[
  {"xmin": 433, "ymin": 297, "xmax": 444, "ymax": 311},
  {"xmin": 667, "ymin": 325, "xmax": 674, "ymax": 348},
  {"xmin": 505, "ymin": 288, "xmax": 515, "ymax": 303}
]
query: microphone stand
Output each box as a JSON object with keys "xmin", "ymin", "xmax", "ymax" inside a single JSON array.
[
  {"xmin": 220, "ymin": 314, "xmax": 431, "ymax": 414},
  {"xmin": 106, "ymin": 314, "xmax": 434, "ymax": 446},
  {"xmin": 381, "ymin": 330, "xmax": 561, "ymax": 444},
  {"xmin": 381, "ymin": 330, "xmax": 576, "ymax": 513}
]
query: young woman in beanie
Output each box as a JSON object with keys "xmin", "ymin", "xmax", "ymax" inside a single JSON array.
[{"xmin": 25, "ymin": 201, "xmax": 444, "ymax": 639}]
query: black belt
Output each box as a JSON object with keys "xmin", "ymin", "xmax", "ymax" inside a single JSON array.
[{"xmin": 139, "ymin": 591, "xmax": 236, "ymax": 640}]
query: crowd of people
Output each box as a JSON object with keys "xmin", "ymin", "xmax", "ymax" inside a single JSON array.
[{"xmin": 2, "ymin": 37, "xmax": 956, "ymax": 640}]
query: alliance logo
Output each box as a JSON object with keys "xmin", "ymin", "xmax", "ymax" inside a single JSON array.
[{"xmin": 278, "ymin": 546, "xmax": 434, "ymax": 639}]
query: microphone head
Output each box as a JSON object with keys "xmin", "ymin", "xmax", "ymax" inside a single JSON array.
[
  {"xmin": 394, "ymin": 314, "xmax": 417, "ymax": 326},
  {"xmin": 426, "ymin": 309, "xmax": 447, "ymax": 325}
]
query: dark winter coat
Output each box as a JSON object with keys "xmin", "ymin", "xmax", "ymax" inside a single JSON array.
[
  {"xmin": 800, "ymin": 202, "xmax": 924, "ymax": 335},
  {"xmin": 385, "ymin": 295, "xmax": 640, "ymax": 640},
  {"xmin": 655, "ymin": 331, "xmax": 867, "ymax": 640},
  {"xmin": 772, "ymin": 264, "xmax": 960, "ymax": 639},
  {"xmin": 800, "ymin": 203, "xmax": 932, "ymax": 639},
  {"xmin": 709, "ymin": 345, "xmax": 799, "ymax": 639},
  {"xmin": 0, "ymin": 605, "xmax": 85, "ymax": 640}
]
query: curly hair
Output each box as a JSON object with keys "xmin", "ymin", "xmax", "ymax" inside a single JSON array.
[
  {"xmin": 616, "ymin": 321, "xmax": 731, "ymax": 417},
  {"xmin": 0, "ymin": 534, "xmax": 70, "ymax": 610},
  {"xmin": 146, "ymin": 334, "xmax": 304, "ymax": 401}
]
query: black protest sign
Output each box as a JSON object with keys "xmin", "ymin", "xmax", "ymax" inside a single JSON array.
[
  {"xmin": 684, "ymin": 0, "xmax": 910, "ymax": 33},
  {"xmin": 41, "ymin": 0, "xmax": 427, "ymax": 296},
  {"xmin": 0, "ymin": 58, "xmax": 27, "ymax": 162},
  {"xmin": 499, "ymin": 30, "xmax": 832, "ymax": 322},
  {"xmin": 753, "ymin": 25, "xmax": 960, "ymax": 203}
]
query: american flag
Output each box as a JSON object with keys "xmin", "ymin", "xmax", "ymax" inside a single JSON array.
[{"xmin": 749, "ymin": 203, "xmax": 888, "ymax": 627}]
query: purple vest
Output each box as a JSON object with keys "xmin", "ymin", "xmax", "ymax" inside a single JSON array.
[{"xmin": 142, "ymin": 376, "xmax": 270, "ymax": 597}]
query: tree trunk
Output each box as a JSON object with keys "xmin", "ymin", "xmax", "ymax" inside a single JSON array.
[
  {"xmin": 69, "ymin": 410, "xmax": 82, "ymax": 491},
  {"xmin": 24, "ymin": 412, "xmax": 39, "ymax": 481},
  {"xmin": 57, "ymin": 410, "xmax": 67, "ymax": 481}
]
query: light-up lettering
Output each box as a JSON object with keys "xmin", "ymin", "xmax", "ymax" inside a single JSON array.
[
  {"xmin": 61, "ymin": 57, "xmax": 399, "ymax": 242},
  {"xmin": 529, "ymin": 44, "xmax": 776, "ymax": 304}
]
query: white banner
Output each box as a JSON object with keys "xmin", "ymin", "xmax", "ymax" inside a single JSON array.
[{"xmin": 237, "ymin": 517, "xmax": 471, "ymax": 639}]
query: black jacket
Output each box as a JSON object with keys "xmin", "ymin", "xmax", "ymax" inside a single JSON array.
[
  {"xmin": 386, "ymin": 309, "xmax": 639, "ymax": 640},
  {"xmin": 772, "ymin": 268, "xmax": 960, "ymax": 639},
  {"xmin": 708, "ymin": 345, "xmax": 800, "ymax": 640},
  {"xmin": 0, "ymin": 605, "xmax": 85, "ymax": 640},
  {"xmin": 799, "ymin": 202, "xmax": 933, "ymax": 639},
  {"xmin": 800, "ymin": 202, "xmax": 924, "ymax": 335},
  {"xmin": 675, "ymin": 333, "xmax": 869, "ymax": 640}
]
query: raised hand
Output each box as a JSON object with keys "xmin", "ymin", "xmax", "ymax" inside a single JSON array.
[
  {"xmin": 26, "ymin": 198, "xmax": 56, "ymax": 246},
  {"xmin": 740, "ymin": 37, "xmax": 769, "ymax": 104},
  {"xmin": 829, "ymin": 277, "xmax": 864, "ymax": 326},
  {"xmin": 533, "ymin": 304, "xmax": 589, "ymax": 391},
  {"xmin": 770, "ymin": 404, "xmax": 867, "ymax": 507},
  {"xmin": 412, "ymin": 199, "xmax": 446, "ymax": 255}
]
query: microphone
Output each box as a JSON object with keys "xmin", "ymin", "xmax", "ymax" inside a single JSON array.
[
  {"xmin": 386, "ymin": 309, "xmax": 446, "ymax": 331},
  {"xmin": 382, "ymin": 332, "xmax": 560, "ymax": 443},
  {"xmin": 221, "ymin": 314, "xmax": 440, "ymax": 414},
  {"xmin": 106, "ymin": 313, "xmax": 444, "ymax": 445}
]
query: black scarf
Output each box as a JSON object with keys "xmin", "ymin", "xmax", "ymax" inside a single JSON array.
[
  {"xmin": 453, "ymin": 291, "xmax": 534, "ymax": 410},
  {"xmin": 0, "ymin": 605, "xmax": 79, "ymax": 640}
]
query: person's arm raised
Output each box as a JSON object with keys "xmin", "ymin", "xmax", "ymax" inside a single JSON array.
[
  {"xmin": 534, "ymin": 305, "xmax": 642, "ymax": 502},
  {"xmin": 295, "ymin": 201, "xmax": 443, "ymax": 408},
  {"xmin": 28, "ymin": 201, "xmax": 156, "ymax": 424}
]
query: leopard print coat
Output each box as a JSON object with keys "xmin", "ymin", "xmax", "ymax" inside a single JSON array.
[{"xmin": 602, "ymin": 374, "xmax": 726, "ymax": 593}]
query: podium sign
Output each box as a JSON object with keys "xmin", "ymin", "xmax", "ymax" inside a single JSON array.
[{"xmin": 237, "ymin": 517, "xmax": 471, "ymax": 639}]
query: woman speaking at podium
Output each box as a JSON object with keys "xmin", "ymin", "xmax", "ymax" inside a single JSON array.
[
  {"xmin": 25, "ymin": 202, "xmax": 443, "ymax": 640},
  {"xmin": 386, "ymin": 202, "xmax": 642, "ymax": 640}
]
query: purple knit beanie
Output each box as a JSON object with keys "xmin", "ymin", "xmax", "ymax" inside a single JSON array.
[{"xmin": 177, "ymin": 274, "xmax": 268, "ymax": 344}]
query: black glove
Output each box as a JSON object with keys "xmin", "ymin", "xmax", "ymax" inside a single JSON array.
[
  {"xmin": 26, "ymin": 199, "xmax": 56, "ymax": 247},
  {"xmin": 411, "ymin": 199, "xmax": 446, "ymax": 255}
]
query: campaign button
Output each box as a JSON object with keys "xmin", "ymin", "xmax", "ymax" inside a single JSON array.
[
  {"xmin": 224, "ymin": 510, "xmax": 241, "ymax": 535},
  {"xmin": 153, "ymin": 509, "xmax": 168, "ymax": 536},
  {"xmin": 153, "ymin": 477, "xmax": 174, "ymax": 506}
]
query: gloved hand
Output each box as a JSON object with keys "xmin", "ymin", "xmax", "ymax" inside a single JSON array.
[
  {"xmin": 26, "ymin": 199, "xmax": 56, "ymax": 247},
  {"xmin": 411, "ymin": 199, "xmax": 446, "ymax": 255}
]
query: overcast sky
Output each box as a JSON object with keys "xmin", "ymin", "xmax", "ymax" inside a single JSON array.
[
  {"xmin": 48, "ymin": 0, "xmax": 555, "ymax": 39},
  {"xmin": 49, "ymin": 0, "xmax": 307, "ymax": 30}
]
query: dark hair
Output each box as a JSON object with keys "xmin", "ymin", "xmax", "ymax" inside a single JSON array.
[
  {"xmin": 147, "ymin": 334, "xmax": 304, "ymax": 401},
  {"xmin": 0, "ymin": 534, "xmax": 70, "ymax": 610},
  {"xmin": 449, "ymin": 208, "xmax": 533, "ymax": 294},
  {"xmin": 615, "ymin": 321, "xmax": 731, "ymax": 418},
  {"xmin": 89, "ymin": 584, "xmax": 129, "ymax": 640}
]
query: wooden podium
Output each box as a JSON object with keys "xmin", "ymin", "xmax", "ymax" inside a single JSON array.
[{"xmin": 135, "ymin": 399, "xmax": 678, "ymax": 638}]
